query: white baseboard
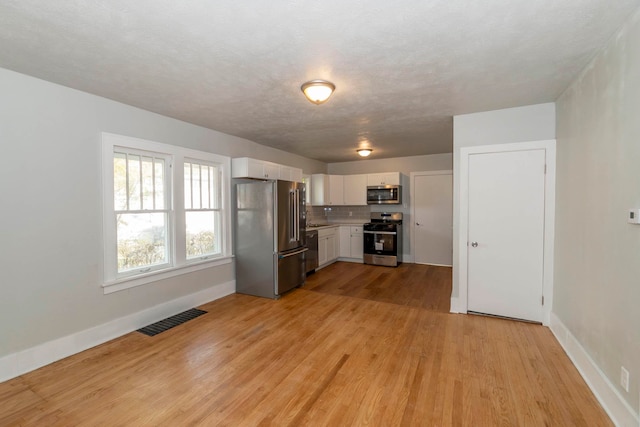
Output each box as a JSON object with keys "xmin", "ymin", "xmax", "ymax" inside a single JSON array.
[
  {"xmin": 0, "ymin": 280, "xmax": 235, "ymax": 383},
  {"xmin": 450, "ymin": 297, "xmax": 462, "ymax": 313},
  {"xmin": 550, "ymin": 313, "xmax": 639, "ymax": 427},
  {"xmin": 336, "ymin": 257, "xmax": 364, "ymax": 263}
]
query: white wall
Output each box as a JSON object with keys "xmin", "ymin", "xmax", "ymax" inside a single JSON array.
[
  {"xmin": 452, "ymin": 103, "xmax": 556, "ymax": 300},
  {"xmin": 555, "ymin": 8, "xmax": 640, "ymax": 416},
  {"xmin": 329, "ymin": 153, "xmax": 453, "ymax": 261},
  {"xmin": 0, "ymin": 67, "xmax": 325, "ymax": 363}
]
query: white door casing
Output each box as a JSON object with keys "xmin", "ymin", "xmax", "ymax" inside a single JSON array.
[
  {"xmin": 411, "ymin": 171, "xmax": 453, "ymax": 266},
  {"xmin": 467, "ymin": 149, "xmax": 545, "ymax": 322},
  {"xmin": 457, "ymin": 140, "xmax": 556, "ymax": 325}
]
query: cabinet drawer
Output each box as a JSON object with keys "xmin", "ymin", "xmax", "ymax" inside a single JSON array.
[
  {"xmin": 318, "ymin": 227, "xmax": 338, "ymax": 238},
  {"xmin": 350, "ymin": 226, "xmax": 362, "ymax": 234}
]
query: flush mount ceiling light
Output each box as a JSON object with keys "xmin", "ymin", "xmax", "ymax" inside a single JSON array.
[
  {"xmin": 357, "ymin": 148, "xmax": 372, "ymax": 157},
  {"xmin": 301, "ymin": 80, "xmax": 335, "ymax": 105}
]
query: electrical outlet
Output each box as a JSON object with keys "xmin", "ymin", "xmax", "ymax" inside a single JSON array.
[
  {"xmin": 620, "ymin": 366, "xmax": 629, "ymax": 392},
  {"xmin": 349, "ymin": 211, "xmax": 353, "ymax": 217}
]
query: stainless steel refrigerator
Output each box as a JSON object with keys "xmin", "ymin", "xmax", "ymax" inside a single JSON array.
[{"xmin": 234, "ymin": 180, "xmax": 307, "ymax": 299}]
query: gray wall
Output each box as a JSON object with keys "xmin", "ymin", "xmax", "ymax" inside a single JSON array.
[
  {"xmin": 0, "ymin": 67, "xmax": 324, "ymax": 358},
  {"xmin": 452, "ymin": 103, "xmax": 556, "ymax": 299},
  {"xmin": 328, "ymin": 153, "xmax": 452, "ymax": 175},
  {"xmin": 329, "ymin": 153, "xmax": 453, "ymax": 261},
  {"xmin": 555, "ymin": 9, "xmax": 640, "ymax": 412}
]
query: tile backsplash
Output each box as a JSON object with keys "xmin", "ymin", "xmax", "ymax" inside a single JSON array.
[{"xmin": 306, "ymin": 205, "xmax": 371, "ymax": 224}]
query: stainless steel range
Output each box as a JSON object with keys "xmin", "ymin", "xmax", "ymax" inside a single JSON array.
[{"xmin": 363, "ymin": 212, "xmax": 402, "ymax": 267}]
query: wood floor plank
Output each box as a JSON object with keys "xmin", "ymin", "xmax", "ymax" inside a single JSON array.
[{"xmin": 0, "ymin": 264, "xmax": 613, "ymax": 426}]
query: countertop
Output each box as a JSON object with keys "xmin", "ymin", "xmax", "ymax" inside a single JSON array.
[{"xmin": 306, "ymin": 223, "xmax": 366, "ymax": 231}]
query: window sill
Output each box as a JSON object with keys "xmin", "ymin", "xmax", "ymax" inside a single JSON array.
[{"xmin": 102, "ymin": 256, "xmax": 234, "ymax": 294}]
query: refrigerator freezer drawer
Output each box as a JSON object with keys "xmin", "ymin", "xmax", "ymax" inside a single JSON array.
[{"xmin": 276, "ymin": 248, "xmax": 307, "ymax": 295}]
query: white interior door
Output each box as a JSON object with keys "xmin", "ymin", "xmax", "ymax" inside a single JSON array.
[
  {"xmin": 413, "ymin": 172, "xmax": 453, "ymax": 266},
  {"xmin": 467, "ymin": 149, "xmax": 545, "ymax": 322}
]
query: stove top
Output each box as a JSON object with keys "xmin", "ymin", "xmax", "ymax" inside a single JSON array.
[{"xmin": 369, "ymin": 212, "xmax": 403, "ymax": 224}]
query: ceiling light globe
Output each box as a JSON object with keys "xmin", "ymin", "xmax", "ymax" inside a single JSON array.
[
  {"xmin": 301, "ymin": 80, "xmax": 335, "ymax": 104},
  {"xmin": 357, "ymin": 149, "xmax": 372, "ymax": 157}
]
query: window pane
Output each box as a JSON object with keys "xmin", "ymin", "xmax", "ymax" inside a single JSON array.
[
  {"xmin": 192, "ymin": 164, "xmax": 201, "ymax": 209},
  {"xmin": 141, "ymin": 156, "xmax": 154, "ymax": 210},
  {"xmin": 209, "ymin": 166, "xmax": 216, "ymax": 209},
  {"xmin": 117, "ymin": 212, "xmax": 168, "ymax": 272},
  {"xmin": 114, "ymin": 152, "xmax": 127, "ymax": 210},
  {"xmin": 186, "ymin": 211, "xmax": 219, "ymax": 259},
  {"xmin": 154, "ymin": 159, "xmax": 164, "ymax": 210},
  {"xmin": 128, "ymin": 155, "xmax": 141, "ymax": 210},
  {"xmin": 211, "ymin": 166, "xmax": 220, "ymax": 209},
  {"xmin": 202, "ymin": 165, "xmax": 210, "ymax": 209},
  {"xmin": 184, "ymin": 162, "xmax": 192, "ymax": 209}
]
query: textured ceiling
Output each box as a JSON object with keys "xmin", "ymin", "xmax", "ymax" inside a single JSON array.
[{"xmin": 0, "ymin": 1, "xmax": 638, "ymax": 163}]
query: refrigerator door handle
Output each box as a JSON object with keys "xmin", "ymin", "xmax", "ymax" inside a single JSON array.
[
  {"xmin": 279, "ymin": 247, "xmax": 309, "ymax": 259},
  {"xmin": 295, "ymin": 188, "xmax": 300, "ymax": 242},
  {"xmin": 290, "ymin": 188, "xmax": 300, "ymax": 243}
]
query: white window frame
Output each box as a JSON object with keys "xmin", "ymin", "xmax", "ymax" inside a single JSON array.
[
  {"xmin": 102, "ymin": 132, "xmax": 232, "ymax": 294},
  {"xmin": 183, "ymin": 159, "xmax": 224, "ymax": 261},
  {"xmin": 112, "ymin": 147, "xmax": 173, "ymax": 279}
]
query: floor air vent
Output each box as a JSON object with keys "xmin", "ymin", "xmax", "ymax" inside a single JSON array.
[{"xmin": 137, "ymin": 308, "xmax": 207, "ymax": 336}]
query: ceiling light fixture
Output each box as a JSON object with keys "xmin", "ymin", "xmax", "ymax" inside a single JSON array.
[
  {"xmin": 301, "ymin": 80, "xmax": 335, "ymax": 105},
  {"xmin": 357, "ymin": 148, "xmax": 372, "ymax": 157}
]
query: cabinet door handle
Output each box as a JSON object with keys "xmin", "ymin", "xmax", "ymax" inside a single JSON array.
[{"xmin": 471, "ymin": 242, "xmax": 478, "ymax": 247}]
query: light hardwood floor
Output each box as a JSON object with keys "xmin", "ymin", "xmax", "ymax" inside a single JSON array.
[
  {"xmin": 305, "ymin": 262, "xmax": 452, "ymax": 312},
  {"xmin": 0, "ymin": 263, "xmax": 611, "ymax": 426}
]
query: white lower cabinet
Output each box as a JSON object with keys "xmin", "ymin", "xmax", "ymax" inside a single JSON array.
[
  {"xmin": 339, "ymin": 227, "xmax": 351, "ymax": 258},
  {"xmin": 318, "ymin": 227, "xmax": 339, "ymax": 269},
  {"xmin": 338, "ymin": 225, "xmax": 363, "ymax": 262},
  {"xmin": 350, "ymin": 226, "xmax": 364, "ymax": 259}
]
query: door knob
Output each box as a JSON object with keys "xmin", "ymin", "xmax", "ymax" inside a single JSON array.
[{"xmin": 471, "ymin": 242, "xmax": 478, "ymax": 247}]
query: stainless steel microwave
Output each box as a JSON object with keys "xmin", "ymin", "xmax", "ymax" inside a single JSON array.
[{"xmin": 367, "ymin": 185, "xmax": 402, "ymax": 205}]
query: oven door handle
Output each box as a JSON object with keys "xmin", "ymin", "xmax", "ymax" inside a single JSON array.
[{"xmin": 364, "ymin": 230, "xmax": 397, "ymax": 235}]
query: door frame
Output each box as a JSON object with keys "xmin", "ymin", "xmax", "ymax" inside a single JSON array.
[
  {"xmin": 410, "ymin": 170, "xmax": 453, "ymax": 266},
  {"xmin": 457, "ymin": 140, "xmax": 556, "ymax": 325}
]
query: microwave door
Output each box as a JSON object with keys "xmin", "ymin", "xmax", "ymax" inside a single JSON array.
[{"xmin": 367, "ymin": 186, "xmax": 401, "ymax": 204}]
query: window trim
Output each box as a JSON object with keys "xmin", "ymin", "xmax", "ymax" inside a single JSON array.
[{"xmin": 102, "ymin": 132, "xmax": 232, "ymax": 293}]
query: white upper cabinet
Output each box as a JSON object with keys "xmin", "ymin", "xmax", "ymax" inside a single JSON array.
[
  {"xmin": 311, "ymin": 174, "xmax": 344, "ymax": 206},
  {"xmin": 311, "ymin": 174, "xmax": 329, "ymax": 206},
  {"xmin": 232, "ymin": 157, "xmax": 302, "ymax": 182},
  {"xmin": 343, "ymin": 174, "xmax": 367, "ymax": 205},
  {"xmin": 367, "ymin": 172, "xmax": 401, "ymax": 186},
  {"xmin": 289, "ymin": 167, "xmax": 303, "ymax": 183},
  {"xmin": 313, "ymin": 173, "xmax": 400, "ymax": 205},
  {"xmin": 279, "ymin": 165, "xmax": 303, "ymax": 182},
  {"xmin": 329, "ymin": 175, "xmax": 344, "ymax": 205},
  {"xmin": 279, "ymin": 164, "xmax": 293, "ymax": 181},
  {"xmin": 263, "ymin": 162, "xmax": 281, "ymax": 179},
  {"xmin": 302, "ymin": 174, "xmax": 312, "ymax": 206}
]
